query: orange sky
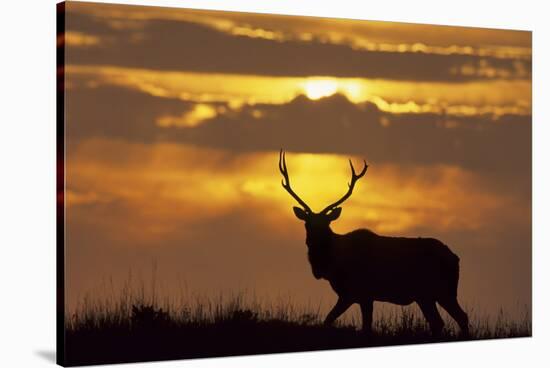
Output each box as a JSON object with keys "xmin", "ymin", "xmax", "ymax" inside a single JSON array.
[{"xmin": 63, "ymin": 1, "xmax": 531, "ymax": 322}]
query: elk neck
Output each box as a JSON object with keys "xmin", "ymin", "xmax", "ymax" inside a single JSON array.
[
  {"xmin": 305, "ymin": 224, "xmax": 335, "ymax": 248},
  {"xmin": 305, "ymin": 224, "xmax": 336, "ymax": 279}
]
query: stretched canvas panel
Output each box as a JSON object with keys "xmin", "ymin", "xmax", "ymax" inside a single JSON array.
[{"xmin": 57, "ymin": 1, "xmax": 532, "ymax": 366}]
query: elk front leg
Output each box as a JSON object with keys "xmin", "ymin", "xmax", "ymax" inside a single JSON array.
[{"xmin": 324, "ymin": 297, "xmax": 352, "ymax": 326}]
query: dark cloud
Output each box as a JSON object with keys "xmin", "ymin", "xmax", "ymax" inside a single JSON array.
[
  {"xmin": 65, "ymin": 12, "xmax": 530, "ymax": 82},
  {"xmin": 66, "ymin": 85, "xmax": 199, "ymax": 143},
  {"xmin": 169, "ymin": 94, "xmax": 531, "ymax": 175},
  {"xmin": 66, "ymin": 84, "xmax": 531, "ymax": 192}
]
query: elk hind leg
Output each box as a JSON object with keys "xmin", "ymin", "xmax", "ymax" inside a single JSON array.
[
  {"xmin": 417, "ymin": 300, "xmax": 444, "ymax": 337},
  {"xmin": 438, "ymin": 297, "xmax": 469, "ymax": 337},
  {"xmin": 360, "ymin": 300, "xmax": 373, "ymax": 336}
]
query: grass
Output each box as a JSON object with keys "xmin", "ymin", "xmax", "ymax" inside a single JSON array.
[{"xmin": 63, "ymin": 283, "xmax": 531, "ymax": 366}]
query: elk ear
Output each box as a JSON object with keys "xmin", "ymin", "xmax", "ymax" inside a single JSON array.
[
  {"xmin": 293, "ymin": 206, "xmax": 308, "ymax": 221},
  {"xmin": 327, "ymin": 207, "xmax": 342, "ymax": 221}
]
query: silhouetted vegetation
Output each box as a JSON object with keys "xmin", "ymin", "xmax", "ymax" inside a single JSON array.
[{"xmin": 64, "ymin": 287, "xmax": 531, "ymax": 366}]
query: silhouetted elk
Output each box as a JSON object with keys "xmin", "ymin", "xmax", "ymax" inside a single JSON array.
[{"xmin": 279, "ymin": 150, "xmax": 469, "ymax": 337}]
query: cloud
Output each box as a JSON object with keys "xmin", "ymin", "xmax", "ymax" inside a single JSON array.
[
  {"xmin": 156, "ymin": 104, "xmax": 219, "ymax": 128},
  {"xmin": 165, "ymin": 94, "xmax": 532, "ymax": 175},
  {"xmin": 64, "ymin": 31, "xmax": 102, "ymax": 47},
  {"xmin": 64, "ymin": 10, "xmax": 530, "ymax": 82},
  {"xmin": 66, "ymin": 85, "xmax": 198, "ymax": 142},
  {"xmin": 67, "ymin": 2, "xmax": 531, "ymax": 59},
  {"xmin": 66, "ymin": 65, "xmax": 532, "ymax": 118},
  {"xmin": 65, "ymin": 84, "xmax": 531, "ymax": 182}
]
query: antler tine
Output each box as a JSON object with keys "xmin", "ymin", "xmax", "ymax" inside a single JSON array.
[
  {"xmin": 321, "ymin": 159, "xmax": 368, "ymax": 214},
  {"xmin": 279, "ymin": 149, "xmax": 312, "ymax": 213}
]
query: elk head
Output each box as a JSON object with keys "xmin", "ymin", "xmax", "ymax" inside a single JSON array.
[{"xmin": 278, "ymin": 149, "xmax": 368, "ymax": 249}]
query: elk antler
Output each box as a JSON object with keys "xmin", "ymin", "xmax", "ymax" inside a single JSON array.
[
  {"xmin": 321, "ymin": 159, "xmax": 368, "ymax": 214},
  {"xmin": 279, "ymin": 149, "xmax": 312, "ymax": 213}
]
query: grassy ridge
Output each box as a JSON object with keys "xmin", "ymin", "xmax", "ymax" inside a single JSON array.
[{"xmin": 64, "ymin": 289, "xmax": 531, "ymax": 366}]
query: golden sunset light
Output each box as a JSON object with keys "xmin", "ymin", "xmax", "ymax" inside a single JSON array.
[
  {"xmin": 303, "ymin": 79, "xmax": 339, "ymax": 100},
  {"xmin": 156, "ymin": 103, "xmax": 219, "ymax": 127},
  {"xmin": 64, "ymin": 31, "xmax": 101, "ymax": 46},
  {"xmin": 66, "ymin": 65, "xmax": 531, "ymax": 120},
  {"xmin": 62, "ymin": 1, "xmax": 531, "ymax": 346},
  {"xmin": 67, "ymin": 140, "xmax": 524, "ymax": 237}
]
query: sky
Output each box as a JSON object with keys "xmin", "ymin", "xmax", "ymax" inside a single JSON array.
[{"xmin": 62, "ymin": 1, "xmax": 531, "ymax": 321}]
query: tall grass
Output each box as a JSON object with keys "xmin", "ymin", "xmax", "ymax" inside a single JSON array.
[
  {"xmin": 64, "ymin": 276, "xmax": 531, "ymax": 366},
  {"xmin": 67, "ymin": 277, "xmax": 530, "ymax": 339}
]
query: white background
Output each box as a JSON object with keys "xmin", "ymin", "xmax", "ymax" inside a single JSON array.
[{"xmin": 0, "ymin": 0, "xmax": 548, "ymax": 367}]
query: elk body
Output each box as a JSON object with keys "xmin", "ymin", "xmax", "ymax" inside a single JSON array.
[{"xmin": 279, "ymin": 150, "xmax": 469, "ymax": 337}]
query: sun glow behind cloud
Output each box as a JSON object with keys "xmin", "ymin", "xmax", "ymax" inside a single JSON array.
[
  {"xmin": 67, "ymin": 65, "xmax": 532, "ymax": 123},
  {"xmin": 303, "ymin": 78, "xmax": 339, "ymax": 100},
  {"xmin": 67, "ymin": 140, "xmax": 526, "ymax": 239}
]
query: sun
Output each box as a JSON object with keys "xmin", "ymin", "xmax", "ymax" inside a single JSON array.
[{"xmin": 303, "ymin": 79, "xmax": 339, "ymax": 100}]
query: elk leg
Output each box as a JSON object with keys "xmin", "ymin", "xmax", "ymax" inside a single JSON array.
[
  {"xmin": 360, "ymin": 300, "xmax": 373, "ymax": 335},
  {"xmin": 324, "ymin": 297, "xmax": 352, "ymax": 326},
  {"xmin": 438, "ymin": 297, "xmax": 469, "ymax": 337},
  {"xmin": 417, "ymin": 300, "xmax": 444, "ymax": 337}
]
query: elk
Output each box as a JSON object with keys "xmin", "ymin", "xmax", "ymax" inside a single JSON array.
[{"xmin": 278, "ymin": 150, "xmax": 469, "ymax": 337}]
